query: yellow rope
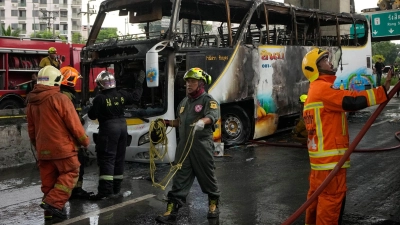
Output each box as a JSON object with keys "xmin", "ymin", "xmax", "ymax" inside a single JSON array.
[{"xmin": 149, "ymin": 119, "xmax": 196, "ymax": 190}]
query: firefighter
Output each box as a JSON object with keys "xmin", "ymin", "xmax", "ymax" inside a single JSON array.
[
  {"xmin": 59, "ymin": 66, "xmax": 94, "ymax": 199},
  {"xmin": 26, "ymin": 73, "xmax": 38, "ymax": 95},
  {"xmin": 302, "ymin": 48, "xmax": 391, "ymax": 224},
  {"xmin": 39, "ymin": 47, "xmax": 62, "ymax": 69},
  {"xmin": 155, "ymin": 68, "xmax": 220, "ymax": 224},
  {"xmin": 291, "ymin": 94, "xmax": 307, "ymax": 145},
  {"xmin": 26, "ymin": 66, "xmax": 90, "ymax": 220},
  {"xmin": 87, "ymin": 70, "xmax": 144, "ymax": 200}
]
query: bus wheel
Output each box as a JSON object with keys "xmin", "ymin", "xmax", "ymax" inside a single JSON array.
[
  {"xmin": 221, "ymin": 106, "xmax": 251, "ymax": 146},
  {"xmin": 0, "ymin": 99, "xmax": 23, "ymax": 110}
]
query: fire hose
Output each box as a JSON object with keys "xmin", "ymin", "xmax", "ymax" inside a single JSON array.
[{"xmin": 267, "ymin": 81, "xmax": 400, "ymax": 225}]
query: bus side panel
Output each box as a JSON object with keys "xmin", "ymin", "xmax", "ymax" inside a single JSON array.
[
  {"xmin": 254, "ymin": 46, "xmax": 309, "ymax": 139},
  {"xmin": 334, "ymin": 46, "xmax": 374, "ymax": 91}
]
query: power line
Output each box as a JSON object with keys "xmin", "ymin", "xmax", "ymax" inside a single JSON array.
[
  {"xmin": 39, "ymin": 9, "xmax": 58, "ymax": 37},
  {"xmin": 78, "ymin": 1, "xmax": 97, "ymax": 38}
]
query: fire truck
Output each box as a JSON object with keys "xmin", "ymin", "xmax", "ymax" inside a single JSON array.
[{"xmin": 0, "ymin": 36, "xmax": 100, "ymax": 110}]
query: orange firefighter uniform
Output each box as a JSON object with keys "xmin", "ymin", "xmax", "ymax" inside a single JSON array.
[
  {"xmin": 303, "ymin": 75, "xmax": 388, "ymax": 224},
  {"xmin": 27, "ymin": 84, "xmax": 89, "ymax": 210}
]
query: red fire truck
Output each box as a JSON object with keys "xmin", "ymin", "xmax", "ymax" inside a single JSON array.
[{"xmin": 0, "ymin": 36, "xmax": 100, "ymax": 109}]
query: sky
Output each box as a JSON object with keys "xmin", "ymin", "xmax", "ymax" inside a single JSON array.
[{"xmin": 84, "ymin": 0, "xmax": 398, "ymax": 43}]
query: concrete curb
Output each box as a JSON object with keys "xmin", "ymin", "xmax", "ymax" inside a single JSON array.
[{"xmin": 0, "ymin": 123, "xmax": 35, "ymax": 170}]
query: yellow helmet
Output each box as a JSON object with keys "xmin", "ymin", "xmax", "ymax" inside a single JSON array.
[
  {"xmin": 37, "ymin": 66, "xmax": 63, "ymax": 86},
  {"xmin": 302, "ymin": 48, "xmax": 329, "ymax": 82},
  {"xmin": 299, "ymin": 94, "xmax": 308, "ymax": 103},
  {"xmin": 183, "ymin": 67, "xmax": 212, "ymax": 85},
  {"xmin": 48, "ymin": 47, "xmax": 57, "ymax": 54}
]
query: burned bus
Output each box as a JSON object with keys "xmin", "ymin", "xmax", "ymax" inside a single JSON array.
[{"xmin": 81, "ymin": 0, "xmax": 372, "ymax": 162}]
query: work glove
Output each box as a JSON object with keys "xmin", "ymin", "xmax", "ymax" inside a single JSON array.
[{"xmin": 194, "ymin": 119, "xmax": 205, "ymax": 132}]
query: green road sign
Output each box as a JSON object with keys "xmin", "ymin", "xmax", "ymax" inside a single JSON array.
[
  {"xmin": 371, "ymin": 11, "xmax": 400, "ymax": 38},
  {"xmin": 350, "ymin": 23, "xmax": 365, "ymax": 38}
]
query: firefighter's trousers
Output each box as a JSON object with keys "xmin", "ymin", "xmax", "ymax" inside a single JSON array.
[
  {"xmin": 39, "ymin": 156, "xmax": 80, "ymax": 209},
  {"xmin": 167, "ymin": 143, "xmax": 220, "ymax": 203},
  {"xmin": 305, "ymin": 168, "xmax": 347, "ymax": 225},
  {"xmin": 95, "ymin": 118, "xmax": 127, "ymax": 196}
]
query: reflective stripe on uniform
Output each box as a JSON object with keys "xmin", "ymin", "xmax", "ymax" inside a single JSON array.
[
  {"xmin": 366, "ymin": 89, "xmax": 376, "ymax": 105},
  {"xmin": 305, "ymin": 102, "xmax": 325, "ymax": 152},
  {"xmin": 308, "ymin": 148, "xmax": 347, "ymax": 158},
  {"xmin": 304, "ymin": 102, "xmax": 323, "ymax": 110},
  {"xmin": 79, "ymin": 135, "xmax": 87, "ymax": 142},
  {"xmin": 114, "ymin": 175, "xmax": 123, "ymax": 180},
  {"xmin": 310, "ymin": 161, "xmax": 350, "ymax": 170},
  {"xmin": 54, "ymin": 183, "xmax": 72, "ymax": 194},
  {"xmin": 100, "ymin": 175, "xmax": 113, "ymax": 181}
]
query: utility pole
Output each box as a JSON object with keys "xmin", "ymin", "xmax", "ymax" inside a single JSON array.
[
  {"xmin": 78, "ymin": 0, "xmax": 97, "ymax": 41},
  {"xmin": 39, "ymin": 9, "xmax": 58, "ymax": 38}
]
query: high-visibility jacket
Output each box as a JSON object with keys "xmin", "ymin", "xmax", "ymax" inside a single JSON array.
[
  {"xmin": 303, "ymin": 75, "xmax": 388, "ymax": 170},
  {"xmin": 39, "ymin": 56, "xmax": 60, "ymax": 69}
]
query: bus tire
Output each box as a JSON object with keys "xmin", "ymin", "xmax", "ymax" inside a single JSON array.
[
  {"xmin": 221, "ymin": 105, "xmax": 251, "ymax": 146},
  {"xmin": 0, "ymin": 99, "xmax": 24, "ymax": 110}
]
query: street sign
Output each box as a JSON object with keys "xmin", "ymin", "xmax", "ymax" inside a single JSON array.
[
  {"xmin": 349, "ymin": 23, "xmax": 365, "ymax": 38},
  {"xmin": 371, "ymin": 11, "xmax": 400, "ymax": 38}
]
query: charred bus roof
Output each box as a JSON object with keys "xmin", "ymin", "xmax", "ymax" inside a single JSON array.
[{"xmin": 87, "ymin": 0, "xmax": 368, "ymax": 46}]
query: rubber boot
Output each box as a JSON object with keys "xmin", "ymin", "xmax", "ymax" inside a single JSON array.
[
  {"xmin": 70, "ymin": 180, "xmax": 95, "ymax": 199},
  {"xmin": 155, "ymin": 201, "xmax": 181, "ymax": 224},
  {"xmin": 89, "ymin": 180, "xmax": 113, "ymax": 200},
  {"xmin": 44, "ymin": 210, "xmax": 52, "ymax": 221},
  {"xmin": 40, "ymin": 202, "xmax": 66, "ymax": 220},
  {"xmin": 207, "ymin": 198, "xmax": 219, "ymax": 218},
  {"xmin": 113, "ymin": 179, "xmax": 123, "ymax": 195}
]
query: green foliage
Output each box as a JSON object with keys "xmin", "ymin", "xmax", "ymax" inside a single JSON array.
[
  {"xmin": 96, "ymin": 28, "xmax": 118, "ymax": 42},
  {"xmin": 11, "ymin": 28, "xmax": 21, "ymax": 37},
  {"xmin": 372, "ymin": 55, "xmax": 385, "ymax": 63},
  {"xmin": 1, "ymin": 25, "xmax": 20, "ymax": 37},
  {"xmin": 372, "ymin": 41, "xmax": 400, "ymax": 65},
  {"xmin": 72, "ymin": 32, "xmax": 85, "ymax": 44},
  {"xmin": 30, "ymin": 31, "xmax": 67, "ymax": 41},
  {"xmin": 30, "ymin": 30, "xmax": 54, "ymax": 39}
]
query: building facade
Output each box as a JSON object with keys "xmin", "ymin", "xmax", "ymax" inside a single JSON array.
[{"xmin": 0, "ymin": 0, "xmax": 82, "ymax": 42}]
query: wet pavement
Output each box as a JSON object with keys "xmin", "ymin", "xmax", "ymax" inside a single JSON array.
[{"xmin": 2, "ymin": 97, "xmax": 400, "ymax": 225}]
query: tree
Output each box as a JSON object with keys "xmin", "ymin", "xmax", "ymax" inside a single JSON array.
[
  {"xmin": 30, "ymin": 30, "xmax": 54, "ymax": 39},
  {"xmin": 1, "ymin": 25, "xmax": 20, "ymax": 37},
  {"xmin": 372, "ymin": 41, "xmax": 400, "ymax": 65},
  {"xmin": 30, "ymin": 31, "xmax": 67, "ymax": 42},
  {"xmin": 372, "ymin": 55, "xmax": 385, "ymax": 64},
  {"xmin": 96, "ymin": 28, "xmax": 118, "ymax": 41},
  {"xmin": 72, "ymin": 32, "xmax": 84, "ymax": 44}
]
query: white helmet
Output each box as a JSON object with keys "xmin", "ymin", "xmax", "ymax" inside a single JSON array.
[
  {"xmin": 95, "ymin": 71, "xmax": 116, "ymax": 90},
  {"xmin": 37, "ymin": 66, "xmax": 63, "ymax": 86}
]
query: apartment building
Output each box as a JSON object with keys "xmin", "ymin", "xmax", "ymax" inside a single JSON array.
[{"xmin": 0, "ymin": 0, "xmax": 83, "ymax": 42}]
